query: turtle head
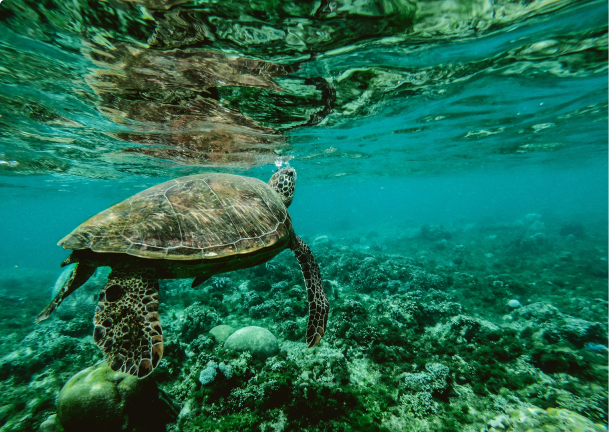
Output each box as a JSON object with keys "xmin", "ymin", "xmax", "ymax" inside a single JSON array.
[{"xmin": 269, "ymin": 166, "xmax": 297, "ymax": 208}]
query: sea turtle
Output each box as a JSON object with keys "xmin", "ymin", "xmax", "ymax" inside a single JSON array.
[{"xmin": 36, "ymin": 166, "xmax": 328, "ymax": 378}]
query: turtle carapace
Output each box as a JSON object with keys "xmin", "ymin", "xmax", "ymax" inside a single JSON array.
[{"xmin": 36, "ymin": 167, "xmax": 328, "ymax": 378}]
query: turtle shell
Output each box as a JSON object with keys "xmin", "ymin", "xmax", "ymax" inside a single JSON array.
[{"xmin": 59, "ymin": 174, "xmax": 292, "ymax": 260}]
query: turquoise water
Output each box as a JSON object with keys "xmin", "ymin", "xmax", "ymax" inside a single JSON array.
[{"xmin": 0, "ymin": 0, "xmax": 607, "ymax": 431}]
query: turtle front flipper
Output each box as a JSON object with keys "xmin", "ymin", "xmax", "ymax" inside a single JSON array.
[
  {"xmin": 93, "ymin": 268, "xmax": 163, "ymax": 379},
  {"xmin": 192, "ymin": 274, "xmax": 211, "ymax": 288},
  {"xmin": 290, "ymin": 235, "xmax": 329, "ymax": 348},
  {"xmin": 36, "ymin": 262, "xmax": 96, "ymax": 324}
]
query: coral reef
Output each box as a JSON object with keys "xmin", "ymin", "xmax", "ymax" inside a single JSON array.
[
  {"xmin": 0, "ymin": 214, "xmax": 606, "ymax": 431},
  {"xmin": 179, "ymin": 303, "xmax": 222, "ymax": 343},
  {"xmin": 486, "ymin": 407, "xmax": 607, "ymax": 432}
]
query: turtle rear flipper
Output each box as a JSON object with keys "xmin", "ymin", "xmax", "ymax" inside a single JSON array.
[
  {"xmin": 290, "ymin": 235, "xmax": 329, "ymax": 348},
  {"xmin": 36, "ymin": 262, "xmax": 95, "ymax": 324},
  {"xmin": 94, "ymin": 268, "xmax": 163, "ymax": 379}
]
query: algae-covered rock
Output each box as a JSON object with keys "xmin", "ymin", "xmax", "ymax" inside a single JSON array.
[
  {"xmin": 39, "ymin": 414, "xmax": 63, "ymax": 432},
  {"xmin": 514, "ymin": 302, "xmax": 560, "ymax": 322},
  {"xmin": 224, "ymin": 326, "xmax": 279, "ymax": 360},
  {"xmin": 558, "ymin": 316, "xmax": 607, "ymax": 347},
  {"xmin": 56, "ymin": 362, "xmax": 173, "ymax": 432},
  {"xmin": 487, "ymin": 406, "xmax": 607, "ymax": 432},
  {"xmin": 209, "ymin": 325, "xmax": 235, "ymax": 343}
]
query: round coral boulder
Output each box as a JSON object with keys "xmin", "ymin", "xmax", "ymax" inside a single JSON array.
[
  {"xmin": 56, "ymin": 362, "xmax": 172, "ymax": 432},
  {"xmin": 209, "ymin": 325, "xmax": 235, "ymax": 343},
  {"xmin": 224, "ymin": 326, "xmax": 279, "ymax": 360}
]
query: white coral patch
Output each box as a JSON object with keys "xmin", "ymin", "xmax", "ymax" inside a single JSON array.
[{"xmin": 348, "ymin": 357, "xmax": 380, "ymax": 387}]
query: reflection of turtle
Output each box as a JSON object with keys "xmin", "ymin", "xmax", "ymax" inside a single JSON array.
[{"xmin": 37, "ymin": 166, "xmax": 328, "ymax": 378}]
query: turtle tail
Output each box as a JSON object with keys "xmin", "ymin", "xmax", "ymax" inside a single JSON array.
[
  {"xmin": 93, "ymin": 267, "xmax": 163, "ymax": 379},
  {"xmin": 35, "ymin": 261, "xmax": 95, "ymax": 324},
  {"xmin": 290, "ymin": 235, "xmax": 329, "ymax": 348}
]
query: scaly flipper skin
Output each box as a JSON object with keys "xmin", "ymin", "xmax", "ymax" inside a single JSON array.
[
  {"xmin": 35, "ymin": 262, "xmax": 95, "ymax": 324},
  {"xmin": 290, "ymin": 235, "xmax": 328, "ymax": 348},
  {"xmin": 93, "ymin": 267, "xmax": 163, "ymax": 378}
]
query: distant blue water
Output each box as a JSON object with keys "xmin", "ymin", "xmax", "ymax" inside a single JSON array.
[{"xmin": 2, "ymin": 160, "xmax": 606, "ymax": 273}]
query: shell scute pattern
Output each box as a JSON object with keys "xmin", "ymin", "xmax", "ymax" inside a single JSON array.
[
  {"xmin": 166, "ymin": 177, "xmax": 239, "ymax": 250},
  {"xmin": 59, "ymin": 174, "xmax": 290, "ymax": 261},
  {"xmin": 127, "ymin": 244, "xmax": 168, "ymax": 260},
  {"xmin": 243, "ymin": 176, "xmax": 287, "ymax": 223},
  {"xmin": 59, "ymin": 203, "xmax": 129, "ymax": 251},
  {"xmin": 123, "ymin": 191, "xmax": 182, "ymax": 249},
  {"xmin": 206, "ymin": 175, "xmax": 280, "ymax": 242},
  {"xmin": 89, "ymin": 234, "xmax": 131, "ymax": 253}
]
